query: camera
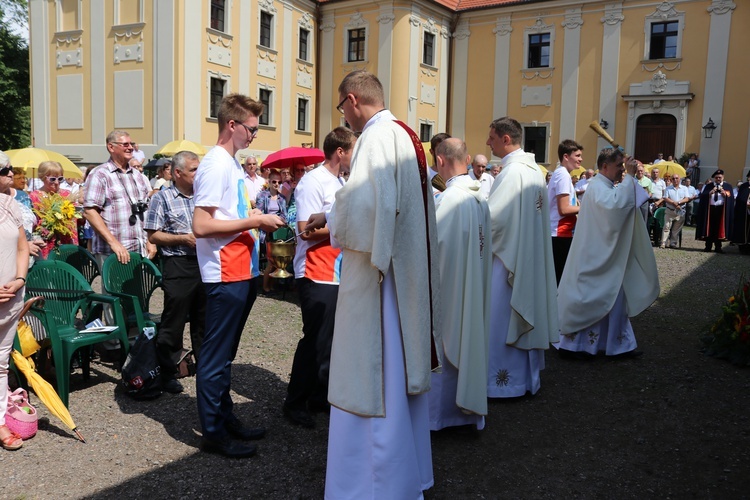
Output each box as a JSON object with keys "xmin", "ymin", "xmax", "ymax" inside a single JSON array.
[{"xmin": 129, "ymin": 201, "xmax": 148, "ymax": 225}]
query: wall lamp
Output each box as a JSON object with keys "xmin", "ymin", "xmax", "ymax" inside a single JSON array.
[
  {"xmin": 599, "ymin": 119, "xmax": 609, "ymax": 130},
  {"xmin": 702, "ymin": 118, "xmax": 717, "ymax": 139}
]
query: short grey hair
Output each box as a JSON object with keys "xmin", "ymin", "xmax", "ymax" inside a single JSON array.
[
  {"xmin": 172, "ymin": 151, "xmax": 199, "ymax": 171},
  {"xmin": 0, "ymin": 151, "xmax": 9, "ymax": 168},
  {"xmin": 106, "ymin": 130, "xmax": 130, "ymax": 144}
]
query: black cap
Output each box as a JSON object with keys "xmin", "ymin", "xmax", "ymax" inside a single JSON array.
[{"xmin": 712, "ymin": 169, "xmax": 724, "ymax": 178}]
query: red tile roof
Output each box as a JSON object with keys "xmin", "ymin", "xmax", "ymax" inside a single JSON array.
[{"xmin": 318, "ymin": 0, "xmax": 546, "ymax": 12}]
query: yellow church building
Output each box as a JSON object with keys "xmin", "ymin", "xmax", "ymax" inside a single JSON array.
[{"xmin": 29, "ymin": 0, "xmax": 746, "ymax": 182}]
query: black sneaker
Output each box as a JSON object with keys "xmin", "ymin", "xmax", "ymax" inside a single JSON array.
[
  {"xmin": 283, "ymin": 405, "xmax": 315, "ymax": 428},
  {"xmin": 200, "ymin": 435, "xmax": 257, "ymax": 458}
]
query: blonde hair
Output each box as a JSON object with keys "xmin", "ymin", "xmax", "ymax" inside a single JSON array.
[
  {"xmin": 38, "ymin": 161, "xmax": 63, "ymax": 178},
  {"xmin": 338, "ymin": 71, "xmax": 385, "ymax": 107}
]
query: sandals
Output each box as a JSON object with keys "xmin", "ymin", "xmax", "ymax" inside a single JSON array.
[{"xmin": 0, "ymin": 425, "xmax": 23, "ymax": 451}]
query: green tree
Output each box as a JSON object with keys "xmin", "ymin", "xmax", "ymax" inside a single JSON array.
[{"xmin": 0, "ymin": 0, "xmax": 30, "ymax": 151}]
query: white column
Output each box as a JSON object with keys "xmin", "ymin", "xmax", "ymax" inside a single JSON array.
[
  {"xmin": 377, "ymin": 7, "xmax": 395, "ymax": 108},
  {"xmin": 451, "ymin": 20, "xmax": 471, "ymax": 139},
  {"xmin": 598, "ymin": 3, "xmax": 624, "ymax": 152},
  {"xmin": 700, "ymin": 0, "xmax": 736, "ymax": 168},
  {"xmin": 407, "ymin": 11, "xmax": 422, "ymax": 128},
  {"xmin": 559, "ymin": 8, "xmax": 583, "ymax": 143},
  {"xmin": 492, "ymin": 16, "xmax": 512, "ymax": 124},
  {"xmin": 437, "ymin": 24, "xmax": 449, "ymax": 133},
  {"xmin": 183, "ymin": 0, "xmax": 202, "ymax": 141},
  {"xmin": 153, "ymin": 0, "xmax": 174, "ymax": 147},
  {"xmin": 281, "ymin": 3, "xmax": 293, "ymax": 146},
  {"xmin": 318, "ymin": 15, "xmax": 335, "ymax": 145},
  {"xmin": 29, "ymin": 0, "xmax": 49, "ymax": 147},
  {"xmin": 90, "ymin": 1, "xmax": 106, "ymax": 145},
  {"xmin": 238, "ymin": 0, "xmax": 252, "ymax": 95}
]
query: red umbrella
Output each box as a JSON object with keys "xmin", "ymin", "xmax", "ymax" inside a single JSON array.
[{"xmin": 261, "ymin": 147, "xmax": 324, "ymax": 171}]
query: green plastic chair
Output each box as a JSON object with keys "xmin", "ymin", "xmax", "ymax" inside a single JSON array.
[
  {"xmin": 25, "ymin": 260, "xmax": 130, "ymax": 407},
  {"xmin": 101, "ymin": 252, "xmax": 163, "ymax": 335},
  {"xmin": 48, "ymin": 244, "xmax": 101, "ymax": 285},
  {"xmin": 652, "ymin": 206, "xmax": 682, "ymax": 247}
]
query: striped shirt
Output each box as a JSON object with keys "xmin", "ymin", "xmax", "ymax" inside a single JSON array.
[{"xmin": 144, "ymin": 185, "xmax": 196, "ymax": 256}]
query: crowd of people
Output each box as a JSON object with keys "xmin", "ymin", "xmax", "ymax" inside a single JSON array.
[{"xmin": 1, "ymin": 69, "xmax": 749, "ymax": 499}]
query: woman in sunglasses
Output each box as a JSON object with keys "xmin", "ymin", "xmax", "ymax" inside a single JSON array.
[
  {"xmin": 28, "ymin": 161, "xmax": 79, "ymax": 258},
  {"xmin": 256, "ymin": 169, "xmax": 287, "ymax": 295}
]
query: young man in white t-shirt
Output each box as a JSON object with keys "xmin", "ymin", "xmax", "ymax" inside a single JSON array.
[
  {"xmin": 283, "ymin": 127, "xmax": 356, "ymax": 429},
  {"xmin": 192, "ymin": 94, "xmax": 285, "ymax": 458},
  {"xmin": 548, "ymin": 139, "xmax": 583, "ymax": 285}
]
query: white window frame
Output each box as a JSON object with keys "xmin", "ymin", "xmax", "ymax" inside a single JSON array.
[
  {"xmin": 643, "ymin": 4, "xmax": 685, "ymax": 61},
  {"xmin": 55, "ymin": 0, "xmax": 83, "ymax": 32},
  {"xmin": 113, "ymin": 0, "xmax": 144, "ymax": 26},
  {"xmin": 208, "ymin": 0, "xmax": 231, "ymax": 34},
  {"xmin": 258, "ymin": 84, "xmax": 275, "ymax": 128},
  {"xmin": 418, "ymin": 119, "xmax": 435, "ymax": 143},
  {"xmin": 296, "ymin": 95, "xmax": 311, "ymax": 132},
  {"xmin": 422, "ymin": 31, "xmax": 436, "ymax": 67},
  {"xmin": 522, "ymin": 18, "xmax": 554, "ymax": 71},
  {"xmin": 343, "ymin": 13, "xmax": 369, "ymax": 63},
  {"xmin": 207, "ymin": 71, "xmax": 231, "ymax": 119},
  {"xmin": 521, "ymin": 122, "xmax": 550, "ymax": 165},
  {"xmin": 258, "ymin": 0, "xmax": 277, "ymax": 50},
  {"xmin": 297, "ymin": 13, "xmax": 314, "ymax": 63}
]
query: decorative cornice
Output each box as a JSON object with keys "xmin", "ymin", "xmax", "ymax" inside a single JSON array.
[
  {"xmin": 423, "ymin": 17, "xmax": 440, "ymax": 34},
  {"xmin": 521, "ymin": 69, "xmax": 553, "ymax": 80},
  {"xmin": 707, "ymin": 0, "xmax": 736, "ymax": 15},
  {"xmin": 113, "ymin": 23, "xmax": 145, "ymax": 41},
  {"xmin": 345, "ymin": 12, "xmax": 367, "ymax": 29},
  {"xmin": 453, "ymin": 25, "xmax": 471, "ymax": 40},
  {"xmin": 642, "ymin": 60, "xmax": 681, "ymax": 72},
  {"xmin": 320, "ymin": 21, "xmax": 336, "ymax": 33},
  {"xmin": 207, "ymin": 29, "xmax": 232, "ymax": 47},
  {"xmin": 54, "ymin": 29, "xmax": 83, "ymax": 47},
  {"xmin": 494, "ymin": 16, "xmax": 512, "ymax": 37},
  {"xmin": 299, "ymin": 13, "xmax": 313, "ymax": 31},
  {"xmin": 409, "ymin": 15, "xmax": 422, "ymax": 28},
  {"xmin": 377, "ymin": 13, "xmax": 395, "ymax": 25},
  {"xmin": 647, "ymin": 2, "xmax": 680, "ymax": 21},
  {"xmin": 561, "ymin": 9, "xmax": 583, "ymax": 30},
  {"xmin": 527, "ymin": 17, "xmax": 553, "ymax": 33},
  {"xmin": 440, "ymin": 27, "xmax": 450, "ymax": 39},
  {"xmin": 601, "ymin": 4, "xmax": 625, "ymax": 26},
  {"xmin": 258, "ymin": 0, "xmax": 277, "ymax": 15}
]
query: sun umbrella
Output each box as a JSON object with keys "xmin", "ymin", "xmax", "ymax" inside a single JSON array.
[
  {"xmin": 156, "ymin": 140, "xmax": 207, "ymax": 157},
  {"xmin": 648, "ymin": 161, "xmax": 686, "ymax": 179},
  {"xmin": 570, "ymin": 167, "xmax": 586, "ymax": 178},
  {"xmin": 144, "ymin": 157, "xmax": 171, "ymax": 170},
  {"xmin": 10, "ymin": 351, "xmax": 85, "ymax": 443},
  {"xmin": 261, "ymin": 146, "xmax": 324, "ymax": 171},
  {"xmin": 5, "ymin": 148, "xmax": 83, "ymax": 180}
]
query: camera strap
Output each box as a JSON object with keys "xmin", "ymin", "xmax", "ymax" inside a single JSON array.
[{"xmin": 113, "ymin": 163, "xmax": 143, "ymax": 206}]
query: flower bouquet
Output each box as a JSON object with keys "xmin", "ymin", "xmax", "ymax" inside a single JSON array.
[
  {"xmin": 701, "ymin": 277, "xmax": 750, "ymax": 366},
  {"xmin": 31, "ymin": 192, "xmax": 81, "ymax": 252}
]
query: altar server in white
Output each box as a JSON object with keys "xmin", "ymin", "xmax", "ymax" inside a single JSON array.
[
  {"xmin": 557, "ymin": 148, "xmax": 659, "ymax": 357},
  {"xmin": 485, "ymin": 117, "xmax": 558, "ymax": 398},
  {"xmin": 429, "ymin": 138, "xmax": 491, "ymax": 431},
  {"xmin": 306, "ymin": 71, "xmax": 440, "ymax": 499}
]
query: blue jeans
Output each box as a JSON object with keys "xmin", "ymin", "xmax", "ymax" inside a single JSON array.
[{"xmin": 196, "ymin": 279, "xmax": 257, "ymax": 440}]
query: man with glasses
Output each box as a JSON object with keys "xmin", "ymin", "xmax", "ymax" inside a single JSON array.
[
  {"xmin": 660, "ymin": 174, "xmax": 690, "ymax": 249},
  {"xmin": 191, "ymin": 93, "xmax": 285, "ymax": 458},
  {"xmin": 84, "ymin": 130, "xmax": 154, "ymax": 265}
]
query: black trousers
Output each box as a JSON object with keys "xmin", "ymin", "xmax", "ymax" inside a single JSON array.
[
  {"xmin": 551, "ymin": 237, "xmax": 572, "ymax": 286},
  {"xmin": 285, "ymin": 278, "xmax": 338, "ymax": 411},
  {"xmin": 705, "ymin": 205, "xmax": 725, "ymax": 250},
  {"xmin": 156, "ymin": 256, "xmax": 207, "ymax": 378}
]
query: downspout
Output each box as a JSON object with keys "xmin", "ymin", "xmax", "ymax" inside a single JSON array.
[{"xmin": 445, "ymin": 13, "xmax": 460, "ymax": 134}]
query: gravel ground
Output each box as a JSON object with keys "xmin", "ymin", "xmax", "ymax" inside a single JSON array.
[{"xmin": 4, "ymin": 226, "xmax": 750, "ymax": 499}]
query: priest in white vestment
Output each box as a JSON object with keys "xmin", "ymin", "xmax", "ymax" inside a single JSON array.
[
  {"xmin": 484, "ymin": 117, "xmax": 559, "ymax": 398},
  {"xmin": 306, "ymin": 71, "xmax": 440, "ymax": 499},
  {"xmin": 428, "ymin": 138, "xmax": 491, "ymax": 431},
  {"xmin": 557, "ymin": 148, "xmax": 659, "ymax": 357}
]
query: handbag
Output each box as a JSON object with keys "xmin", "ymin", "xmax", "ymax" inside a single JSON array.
[
  {"xmin": 176, "ymin": 348, "xmax": 196, "ymax": 379},
  {"xmin": 6, "ymin": 388, "xmax": 38, "ymax": 440},
  {"xmin": 121, "ymin": 327, "xmax": 162, "ymax": 400}
]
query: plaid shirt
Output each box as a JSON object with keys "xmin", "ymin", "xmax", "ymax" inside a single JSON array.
[
  {"xmin": 144, "ymin": 185, "xmax": 196, "ymax": 256},
  {"xmin": 84, "ymin": 160, "xmax": 151, "ymax": 255}
]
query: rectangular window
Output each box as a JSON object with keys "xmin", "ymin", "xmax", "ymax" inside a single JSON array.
[
  {"xmin": 297, "ymin": 98, "xmax": 309, "ymax": 131},
  {"xmin": 210, "ymin": 0, "xmax": 225, "ymax": 32},
  {"xmin": 259, "ymin": 89, "xmax": 271, "ymax": 126},
  {"xmin": 423, "ymin": 32, "xmax": 435, "ymax": 66},
  {"xmin": 260, "ymin": 12, "xmax": 273, "ymax": 48},
  {"xmin": 527, "ymin": 33, "xmax": 550, "ymax": 68},
  {"xmin": 347, "ymin": 28, "xmax": 366, "ymax": 62},
  {"xmin": 649, "ymin": 21, "xmax": 679, "ymax": 59},
  {"xmin": 210, "ymin": 77, "xmax": 226, "ymax": 119},
  {"xmin": 419, "ymin": 123, "xmax": 433, "ymax": 143},
  {"xmin": 523, "ymin": 126, "xmax": 547, "ymax": 164},
  {"xmin": 299, "ymin": 28, "xmax": 309, "ymax": 61}
]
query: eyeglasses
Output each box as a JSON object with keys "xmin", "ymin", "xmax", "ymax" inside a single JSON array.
[
  {"xmin": 269, "ymin": 180, "xmax": 281, "ymax": 185},
  {"xmin": 336, "ymin": 95, "xmax": 350, "ymax": 114},
  {"xmin": 237, "ymin": 122, "xmax": 259, "ymax": 138},
  {"xmin": 46, "ymin": 176, "xmax": 65, "ymax": 183},
  {"xmin": 111, "ymin": 141, "xmax": 136, "ymax": 148}
]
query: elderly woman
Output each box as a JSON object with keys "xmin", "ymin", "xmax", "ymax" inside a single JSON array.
[
  {"xmin": 0, "ymin": 187, "xmax": 30, "ymax": 450},
  {"xmin": 0, "ymin": 155, "xmax": 40, "ymax": 262},
  {"xmin": 256, "ymin": 169, "xmax": 287, "ymax": 295},
  {"xmin": 29, "ymin": 161, "xmax": 79, "ymax": 258}
]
